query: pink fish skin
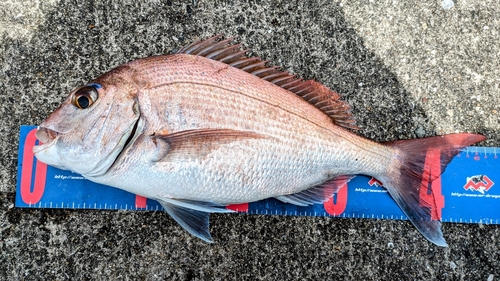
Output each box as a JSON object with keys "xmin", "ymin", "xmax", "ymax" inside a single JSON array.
[{"xmin": 33, "ymin": 35, "xmax": 485, "ymax": 245}]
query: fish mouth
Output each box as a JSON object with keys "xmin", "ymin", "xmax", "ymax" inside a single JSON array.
[{"xmin": 33, "ymin": 127, "xmax": 59, "ymax": 154}]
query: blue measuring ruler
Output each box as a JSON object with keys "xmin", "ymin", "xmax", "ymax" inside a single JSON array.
[{"xmin": 15, "ymin": 125, "xmax": 500, "ymax": 224}]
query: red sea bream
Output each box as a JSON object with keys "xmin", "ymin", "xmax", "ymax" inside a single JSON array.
[{"xmin": 33, "ymin": 35, "xmax": 485, "ymax": 246}]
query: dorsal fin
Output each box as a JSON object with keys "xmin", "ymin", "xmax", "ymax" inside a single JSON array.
[{"xmin": 177, "ymin": 35, "xmax": 358, "ymax": 130}]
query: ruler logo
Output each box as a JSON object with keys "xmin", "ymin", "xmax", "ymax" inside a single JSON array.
[{"xmin": 463, "ymin": 175, "xmax": 494, "ymax": 194}]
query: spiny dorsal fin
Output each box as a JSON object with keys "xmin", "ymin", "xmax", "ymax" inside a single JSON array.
[{"xmin": 177, "ymin": 34, "xmax": 358, "ymax": 130}]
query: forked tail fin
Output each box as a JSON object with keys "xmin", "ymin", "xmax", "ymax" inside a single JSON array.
[{"xmin": 381, "ymin": 133, "xmax": 485, "ymax": 247}]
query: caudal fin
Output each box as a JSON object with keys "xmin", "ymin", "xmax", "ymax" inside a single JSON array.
[{"xmin": 381, "ymin": 133, "xmax": 485, "ymax": 247}]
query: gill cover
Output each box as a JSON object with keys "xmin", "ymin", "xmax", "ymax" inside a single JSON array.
[{"xmin": 35, "ymin": 82, "xmax": 141, "ymax": 177}]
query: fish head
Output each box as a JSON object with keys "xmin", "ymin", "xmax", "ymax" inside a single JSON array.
[{"xmin": 33, "ymin": 80, "xmax": 141, "ymax": 177}]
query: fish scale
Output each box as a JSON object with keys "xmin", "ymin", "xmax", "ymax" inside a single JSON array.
[
  {"xmin": 130, "ymin": 55, "xmax": 334, "ymax": 127},
  {"xmin": 120, "ymin": 59, "xmax": 383, "ymax": 200}
]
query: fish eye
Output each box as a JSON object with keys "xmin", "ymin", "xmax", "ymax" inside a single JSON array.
[{"xmin": 72, "ymin": 86, "xmax": 99, "ymax": 109}]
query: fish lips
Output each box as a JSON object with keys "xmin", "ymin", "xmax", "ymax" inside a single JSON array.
[
  {"xmin": 32, "ymin": 127, "xmax": 66, "ymax": 169},
  {"xmin": 35, "ymin": 126, "xmax": 58, "ymax": 144}
]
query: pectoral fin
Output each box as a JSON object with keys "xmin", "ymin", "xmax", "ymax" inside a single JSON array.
[
  {"xmin": 151, "ymin": 128, "xmax": 264, "ymax": 161},
  {"xmin": 158, "ymin": 198, "xmax": 233, "ymax": 243}
]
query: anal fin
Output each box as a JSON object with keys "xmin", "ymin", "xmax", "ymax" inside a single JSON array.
[{"xmin": 276, "ymin": 175, "xmax": 354, "ymax": 206}]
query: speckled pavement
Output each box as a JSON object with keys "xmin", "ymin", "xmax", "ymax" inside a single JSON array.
[{"xmin": 1, "ymin": 1, "xmax": 499, "ymax": 280}]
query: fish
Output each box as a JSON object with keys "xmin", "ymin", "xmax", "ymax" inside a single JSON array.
[{"xmin": 33, "ymin": 35, "xmax": 485, "ymax": 246}]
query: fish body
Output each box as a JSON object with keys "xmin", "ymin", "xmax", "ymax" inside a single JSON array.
[
  {"xmin": 86, "ymin": 54, "xmax": 390, "ymax": 203},
  {"xmin": 33, "ymin": 36, "xmax": 484, "ymax": 245}
]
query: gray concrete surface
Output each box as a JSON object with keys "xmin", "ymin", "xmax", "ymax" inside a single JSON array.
[{"xmin": 1, "ymin": 0, "xmax": 499, "ymax": 280}]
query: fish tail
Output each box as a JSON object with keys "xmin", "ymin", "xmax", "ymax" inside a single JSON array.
[{"xmin": 380, "ymin": 133, "xmax": 485, "ymax": 247}]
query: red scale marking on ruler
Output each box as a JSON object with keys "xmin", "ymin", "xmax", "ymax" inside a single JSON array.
[
  {"xmin": 20, "ymin": 129, "xmax": 47, "ymax": 205},
  {"xmin": 135, "ymin": 196, "xmax": 147, "ymax": 208},
  {"xmin": 418, "ymin": 148, "xmax": 444, "ymax": 221},
  {"xmin": 323, "ymin": 183, "xmax": 348, "ymax": 216}
]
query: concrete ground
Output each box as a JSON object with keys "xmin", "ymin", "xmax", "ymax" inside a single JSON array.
[{"xmin": 1, "ymin": 0, "xmax": 499, "ymax": 280}]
